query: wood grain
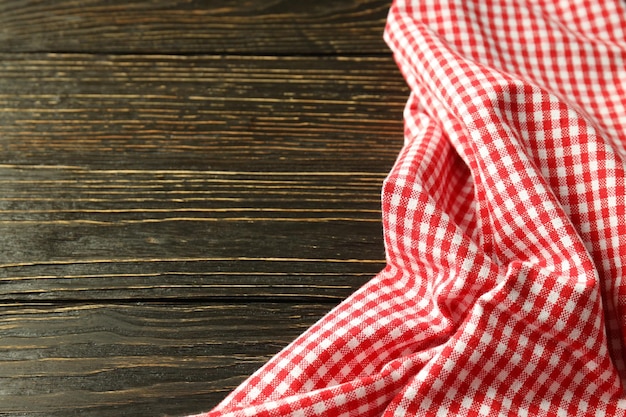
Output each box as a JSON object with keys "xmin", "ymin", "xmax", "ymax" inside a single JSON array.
[
  {"xmin": 0, "ymin": 302, "xmax": 332, "ymax": 416},
  {"xmin": 0, "ymin": 54, "xmax": 405, "ymax": 170},
  {"xmin": 0, "ymin": 54, "xmax": 403, "ymax": 301},
  {"xmin": 0, "ymin": 2, "xmax": 405, "ymax": 415},
  {"xmin": 0, "ymin": 0, "xmax": 392, "ymax": 54}
]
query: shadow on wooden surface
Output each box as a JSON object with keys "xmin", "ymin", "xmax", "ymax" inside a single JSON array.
[{"xmin": 0, "ymin": 1, "xmax": 406, "ymax": 416}]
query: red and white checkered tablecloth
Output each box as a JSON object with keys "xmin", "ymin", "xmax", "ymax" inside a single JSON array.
[{"xmin": 193, "ymin": 0, "xmax": 626, "ymax": 415}]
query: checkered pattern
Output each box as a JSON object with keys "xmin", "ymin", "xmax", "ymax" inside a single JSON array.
[{"xmin": 191, "ymin": 0, "xmax": 626, "ymax": 415}]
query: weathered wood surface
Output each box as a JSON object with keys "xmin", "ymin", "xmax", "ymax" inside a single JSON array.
[
  {"xmin": 0, "ymin": 55, "xmax": 404, "ymax": 302},
  {"xmin": 0, "ymin": 54, "xmax": 404, "ymax": 170},
  {"xmin": 0, "ymin": 1, "xmax": 405, "ymax": 415},
  {"xmin": 0, "ymin": 303, "xmax": 330, "ymax": 417},
  {"xmin": 0, "ymin": 0, "xmax": 392, "ymax": 54}
]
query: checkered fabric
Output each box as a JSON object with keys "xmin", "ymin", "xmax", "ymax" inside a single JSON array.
[{"xmin": 192, "ymin": 0, "xmax": 626, "ymax": 415}]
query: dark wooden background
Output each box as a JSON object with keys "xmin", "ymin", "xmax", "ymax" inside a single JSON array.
[{"xmin": 0, "ymin": 1, "xmax": 407, "ymax": 416}]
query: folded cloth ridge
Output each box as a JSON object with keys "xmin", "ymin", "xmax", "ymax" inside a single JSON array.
[{"xmin": 191, "ymin": 0, "xmax": 626, "ymax": 415}]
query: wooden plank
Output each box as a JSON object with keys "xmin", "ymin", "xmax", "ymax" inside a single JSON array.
[
  {"xmin": 0, "ymin": 219, "xmax": 387, "ymax": 301},
  {"xmin": 0, "ymin": 0, "xmax": 392, "ymax": 54},
  {"xmin": 0, "ymin": 54, "xmax": 404, "ymax": 300},
  {"xmin": 0, "ymin": 54, "xmax": 406, "ymax": 170},
  {"xmin": 0, "ymin": 302, "xmax": 332, "ymax": 416}
]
